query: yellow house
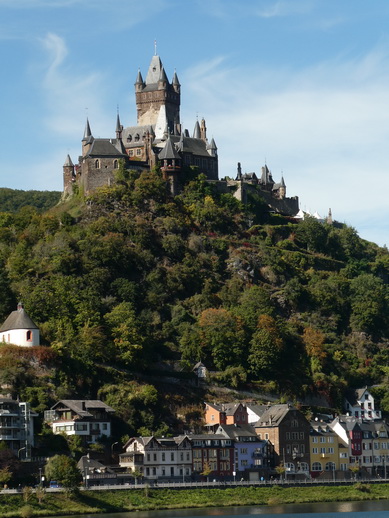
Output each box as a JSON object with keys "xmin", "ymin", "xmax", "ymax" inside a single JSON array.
[{"xmin": 310, "ymin": 422, "xmax": 340, "ymax": 476}]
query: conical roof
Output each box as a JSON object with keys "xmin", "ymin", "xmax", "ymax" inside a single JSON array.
[
  {"xmin": 145, "ymin": 55, "xmax": 164, "ymax": 84},
  {"xmin": 83, "ymin": 118, "xmax": 92, "ymax": 141},
  {"xmin": 63, "ymin": 154, "xmax": 73, "ymax": 167},
  {"xmin": 193, "ymin": 120, "xmax": 201, "ymax": 139},
  {"xmin": 158, "ymin": 136, "xmax": 181, "ymax": 160},
  {"xmin": 0, "ymin": 303, "xmax": 38, "ymax": 333}
]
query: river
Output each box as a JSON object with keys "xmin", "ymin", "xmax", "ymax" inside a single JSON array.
[{"xmin": 52, "ymin": 499, "xmax": 389, "ymax": 518}]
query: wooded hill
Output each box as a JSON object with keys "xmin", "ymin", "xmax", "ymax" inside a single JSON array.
[{"xmin": 0, "ymin": 166, "xmax": 389, "ymax": 440}]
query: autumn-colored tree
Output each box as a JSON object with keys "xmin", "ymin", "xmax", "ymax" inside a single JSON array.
[{"xmin": 302, "ymin": 327, "xmax": 327, "ymax": 361}]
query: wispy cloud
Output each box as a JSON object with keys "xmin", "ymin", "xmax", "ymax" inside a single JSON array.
[
  {"xmin": 181, "ymin": 46, "xmax": 389, "ymax": 245},
  {"xmin": 255, "ymin": 0, "xmax": 314, "ymax": 18}
]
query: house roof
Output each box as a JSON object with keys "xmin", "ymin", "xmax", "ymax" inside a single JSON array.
[
  {"xmin": 345, "ymin": 387, "xmax": 369, "ymax": 407},
  {"xmin": 51, "ymin": 399, "xmax": 115, "ymax": 417},
  {"xmin": 77, "ymin": 455, "xmax": 115, "ymax": 474},
  {"xmin": 254, "ymin": 404, "xmax": 295, "ymax": 428},
  {"xmin": 216, "ymin": 423, "xmax": 258, "ymax": 440},
  {"xmin": 85, "ymin": 138, "xmax": 125, "ymax": 158},
  {"xmin": 0, "ymin": 304, "xmax": 38, "ymax": 333}
]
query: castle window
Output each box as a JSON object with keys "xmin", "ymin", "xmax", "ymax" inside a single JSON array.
[
  {"xmin": 128, "ymin": 150, "xmax": 134, "ymax": 157},
  {"xmin": 127, "ymin": 135, "xmax": 132, "ymax": 142},
  {"xmin": 26, "ymin": 330, "xmax": 32, "ymax": 342},
  {"xmin": 95, "ymin": 159, "xmax": 100, "ymax": 168},
  {"xmin": 113, "ymin": 160, "xmax": 119, "ymax": 169},
  {"xmin": 136, "ymin": 149, "xmax": 142, "ymax": 156},
  {"xmin": 134, "ymin": 134, "xmax": 140, "ymax": 142}
]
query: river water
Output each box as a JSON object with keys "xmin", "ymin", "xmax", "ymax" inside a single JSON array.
[{"xmin": 53, "ymin": 499, "xmax": 389, "ymax": 518}]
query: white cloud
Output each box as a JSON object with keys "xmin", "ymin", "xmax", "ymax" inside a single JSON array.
[{"xmin": 181, "ymin": 47, "xmax": 389, "ymax": 245}]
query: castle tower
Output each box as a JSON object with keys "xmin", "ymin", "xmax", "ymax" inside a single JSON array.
[
  {"xmin": 63, "ymin": 154, "xmax": 75, "ymax": 194},
  {"xmin": 82, "ymin": 118, "xmax": 93, "ymax": 157},
  {"xmin": 135, "ymin": 54, "xmax": 180, "ymax": 134},
  {"xmin": 279, "ymin": 176, "xmax": 286, "ymax": 199}
]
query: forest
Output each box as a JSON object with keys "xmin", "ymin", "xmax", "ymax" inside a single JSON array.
[{"xmin": 0, "ymin": 164, "xmax": 389, "ymax": 442}]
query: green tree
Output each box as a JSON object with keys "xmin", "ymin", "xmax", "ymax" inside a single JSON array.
[
  {"xmin": 44, "ymin": 455, "xmax": 82, "ymax": 491},
  {"xmin": 248, "ymin": 314, "xmax": 284, "ymax": 379}
]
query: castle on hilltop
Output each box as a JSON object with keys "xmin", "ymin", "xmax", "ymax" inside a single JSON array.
[{"xmin": 63, "ymin": 51, "xmax": 299, "ymax": 216}]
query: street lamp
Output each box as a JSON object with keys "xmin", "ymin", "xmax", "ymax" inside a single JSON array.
[
  {"xmin": 18, "ymin": 447, "xmax": 26, "ymax": 460},
  {"xmin": 111, "ymin": 441, "xmax": 119, "ymax": 459}
]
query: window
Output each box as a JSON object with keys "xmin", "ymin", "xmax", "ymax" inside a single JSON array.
[
  {"xmin": 240, "ymin": 448, "xmax": 247, "ymax": 454},
  {"xmin": 312, "ymin": 447, "xmax": 318, "ymax": 454},
  {"xmin": 153, "ymin": 453, "xmax": 157, "ymax": 461},
  {"xmin": 134, "ymin": 134, "xmax": 140, "ymax": 142},
  {"xmin": 286, "ymin": 432, "xmax": 291, "ymax": 440},
  {"xmin": 265, "ymin": 433, "xmax": 269, "ymax": 440},
  {"xmin": 299, "ymin": 462, "xmax": 309, "ymax": 471},
  {"xmin": 320, "ymin": 437, "xmax": 326, "ymax": 443},
  {"xmin": 312, "ymin": 462, "xmax": 322, "ymax": 471},
  {"xmin": 171, "ymin": 453, "xmax": 174, "ymax": 461},
  {"xmin": 113, "ymin": 159, "xmax": 118, "ymax": 169},
  {"xmin": 162, "ymin": 468, "xmax": 165, "ymax": 476},
  {"xmin": 162, "ymin": 453, "xmax": 165, "ymax": 461},
  {"xmin": 291, "ymin": 419, "xmax": 298, "ymax": 428},
  {"xmin": 180, "ymin": 453, "xmax": 184, "ymax": 461},
  {"xmin": 241, "ymin": 459, "xmax": 248, "ymax": 467},
  {"xmin": 146, "ymin": 454, "xmax": 150, "ymax": 462},
  {"xmin": 328, "ymin": 448, "xmax": 334, "ymax": 454},
  {"xmin": 300, "ymin": 432, "xmax": 305, "ymax": 439},
  {"xmin": 320, "ymin": 448, "xmax": 326, "ymax": 454},
  {"xmin": 95, "ymin": 159, "xmax": 100, "ymax": 168},
  {"xmin": 285, "ymin": 462, "xmax": 295, "ymax": 472},
  {"xmin": 312, "ymin": 437, "xmax": 318, "ymax": 443},
  {"xmin": 136, "ymin": 148, "xmax": 142, "ymax": 156},
  {"xmin": 325, "ymin": 462, "xmax": 335, "ymax": 471},
  {"xmin": 127, "ymin": 135, "xmax": 132, "ymax": 142},
  {"xmin": 129, "ymin": 150, "xmax": 134, "ymax": 157}
]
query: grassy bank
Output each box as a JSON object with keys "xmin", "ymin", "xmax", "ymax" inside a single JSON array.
[{"xmin": 1, "ymin": 483, "xmax": 389, "ymax": 518}]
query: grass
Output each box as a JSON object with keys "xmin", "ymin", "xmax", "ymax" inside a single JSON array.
[{"xmin": 1, "ymin": 483, "xmax": 389, "ymax": 517}]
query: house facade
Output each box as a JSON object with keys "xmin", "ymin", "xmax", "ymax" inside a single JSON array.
[
  {"xmin": 188, "ymin": 433, "xmax": 234, "ymax": 479},
  {"xmin": 44, "ymin": 400, "xmax": 114, "ymax": 444},
  {"xmin": 344, "ymin": 387, "xmax": 381, "ymax": 420},
  {"xmin": 0, "ymin": 399, "xmax": 36, "ymax": 458},
  {"xmin": 119, "ymin": 435, "xmax": 192, "ymax": 480},
  {"xmin": 254, "ymin": 404, "xmax": 311, "ymax": 476},
  {"xmin": 205, "ymin": 402, "xmax": 248, "ymax": 427}
]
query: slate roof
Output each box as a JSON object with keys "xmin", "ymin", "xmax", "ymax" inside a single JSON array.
[
  {"xmin": 51, "ymin": 399, "xmax": 115, "ymax": 417},
  {"xmin": 254, "ymin": 404, "xmax": 293, "ymax": 427},
  {"xmin": 217, "ymin": 423, "xmax": 258, "ymax": 440},
  {"xmin": 85, "ymin": 139, "xmax": 125, "ymax": 158},
  {"xmin": 158, "ymin": 136, "xmax": 181, "ymax": 160},
  {"xmin": 0, "ymin": 304, "xmax": 38, "ymax": 332}
]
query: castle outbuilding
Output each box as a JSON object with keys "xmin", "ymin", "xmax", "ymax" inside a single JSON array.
[
  {"xmin": 63, "ymin": 52, "xmax": 218, "ymax": 196},
  {"xmin": 0, "ymin": 303, "xmax": 40, "ymax": 347}
]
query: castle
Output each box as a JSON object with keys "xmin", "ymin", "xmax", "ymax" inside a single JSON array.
[{"xmin": 63, "ymin": 51, "xmax": 298, "ymax": 216}]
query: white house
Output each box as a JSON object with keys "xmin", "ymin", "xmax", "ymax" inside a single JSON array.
[
  {"xmin": 0, "ymin": 303, "xmax": 40, "ymax": 346},
  {"xmin": 44, "ymin": 400, "xmax": 115, "ymax": 444},
  {"xmin": 344, "ymin": 387, "xmax": 381, "ymax": 421}
]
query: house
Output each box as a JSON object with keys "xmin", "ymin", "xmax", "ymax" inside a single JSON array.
[
  {"xmin": 0, "ymin": 303, "xmax": 40, "ymax": 346},
  {"xmin": 215, "ymin": 423, "xmax": 274, "ymax": 479},
  {"xmin": 204, "ymin": 402, "xmax": 248, "ymax": 427},
  {"xmin": 254, "ymin": 404, "xmax": 311, "ymax": 476},
  {"xmin": 310, "ymin": 420, "xmax": 342, "ymax": 477},
  {"xmin": 44, "ymin": 400, "xmax": 115, "ymax": 444},
  {"xmin": 78, "ymin": 454, "xmax": 117, "ymax": 487},
  {"xmin": 344, "ymin": 387, "xmax": 381, "ymax": 420},
  {"xmin": 119, "ymin": 435, "xmax": 192, "ymax": 480},
  {"xmin": 330, "ymin": 415, "xmax": 362, "ymax": 471},
  {"xmin": 187, "ymin": 433, "xmax": 234, "ymax": 479},
  {"xmin": 331, "ymin": 415, "xmax": 389, "ymax": 477},
  {"xmin": 192, "ymin": 362, "xmax": 208, "ymax": 380},
  {"xmin": 246, "ymin": 403, "xmax": 269, "ymax": 425},
  {"xmin": 0, "ymin": 399, "xmax": 37, "ymax": 458}
]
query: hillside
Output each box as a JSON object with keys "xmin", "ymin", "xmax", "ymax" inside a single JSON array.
[{"xmin": 0, "ymin": 166, "xmax": 389, "ymax": 439}]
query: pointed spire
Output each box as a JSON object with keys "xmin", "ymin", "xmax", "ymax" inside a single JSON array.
[
  {"xmin": 206, "ymin": 138, "xmax": 217, "ymax": 156},
  {"xmin": 159, "ymin": 66, "xmax": 168, "ymax": 83},
  {"xmin": 83, "ymin": 118, "xmax": 92, "ymax": 141},
  {"xmin": 145, "ymin": 55, "xmax": 164, "ymax": 84},
  {"xmin": 63, "ymin": 154, "xmax": 73, "ymax": 167},
  {"xmin": 193, "ymin": 120, "xmax": 201, "ymax": 139},
  {"xmin": 158, "ymin": 135, "xmax": 181, "ymax": 160},
  {"xmin": 135, "ymin": 68, "xmax": 144, "ymax": 85},
  {"xmin": 116, "ymin": 111, "xmax": 123, "ymax": 139},
  {"xmin": 280, "ymin": 176, "xmax": 286, "ymax": 187},
  {"xmin": 172, "ymin": 70, "xmax": 180, "ymax": 86}
]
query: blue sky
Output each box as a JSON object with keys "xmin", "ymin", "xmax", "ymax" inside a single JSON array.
[{"xmin": 1, "ymin": 0, "xmax": 389, "ymax": 246}]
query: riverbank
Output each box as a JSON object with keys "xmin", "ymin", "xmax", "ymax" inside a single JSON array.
[{"xmin": 1, "ymin": 483, "xmax": 389, "ymax": 518}]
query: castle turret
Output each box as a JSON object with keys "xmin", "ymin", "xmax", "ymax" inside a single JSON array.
[
  {"xmin": 82, "ymin": 118, "xmax": 93, "ymax": 157},
  {"xmin": 279, "ymin": 176, "xmax": 286, "ymax": 199},
  {"xmin": 193, "ymin": 120, "xmax": 201, "ymax": 139},
  {"xmin": 63, "ymin": 154, "xmax": 75, "ymax": 194},
  {"xmin": 200, "ymin": 118, "xmax": 207, "ymax": 141}
]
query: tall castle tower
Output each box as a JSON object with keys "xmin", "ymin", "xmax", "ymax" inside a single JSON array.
[{"xmin": 135, "ymin": 54, "xmax": 181, "ymax": 138}]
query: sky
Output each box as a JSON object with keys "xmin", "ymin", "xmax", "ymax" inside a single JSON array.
[{"xmin": 1, "ymin": 0, "xmax": 389, "ymax": 246}]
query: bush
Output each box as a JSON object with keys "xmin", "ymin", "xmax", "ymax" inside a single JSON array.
[{"xmin": 19, "ymin": 505, "xmax": 33, "ymax": 518}]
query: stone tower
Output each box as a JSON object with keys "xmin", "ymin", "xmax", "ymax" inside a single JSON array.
[{"xmin": 135, "ymin": 55, "xmax": 181, "ymax": 137}]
